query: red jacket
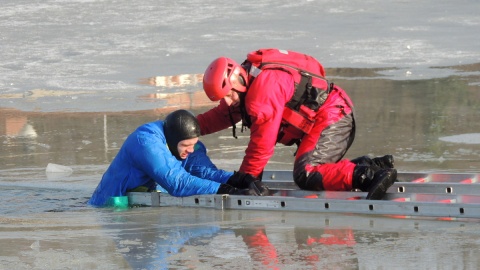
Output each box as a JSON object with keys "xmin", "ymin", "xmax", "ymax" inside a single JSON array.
[{"xmin": 197, "ymin": 68, "xmax": 293, "ymax": 177}]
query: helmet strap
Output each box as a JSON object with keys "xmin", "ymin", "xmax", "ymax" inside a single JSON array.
[
  {"xmin": 228, "ymin": 106, "xmax": 238, "ymax": 139},
  {"xmin": 239, "ymin": 92, "xmax": 251, "ymax": 131}
]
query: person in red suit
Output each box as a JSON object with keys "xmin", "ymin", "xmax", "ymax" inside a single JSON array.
[{"xmin": 197, "ymin": 48, "xmax": 396, "ymax": 200}]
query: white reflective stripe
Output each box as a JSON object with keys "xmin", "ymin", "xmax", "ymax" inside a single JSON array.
[
  {"xmin": 278, "ymin": 49, "xmax": 288, "ymax": 54},
  {"xmin": 249, "ymin": 65, "xmax": 262, "ymax": 77}
]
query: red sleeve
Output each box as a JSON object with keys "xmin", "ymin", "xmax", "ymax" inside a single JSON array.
[
  {"xmin": 196, "ymin": 99, "xmax": 242, "ymax": 135},
  {"xmin": 239, "ymin": 70, "xmax": 295, "ymax": 177}
]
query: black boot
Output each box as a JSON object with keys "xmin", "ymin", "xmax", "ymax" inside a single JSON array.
[
  {"xmin": 372, "ymin": 155, "xmax": 394, "ymax": 169},
  {"xmin": 352, "ymin": 165, "xmax": 397, "ymax": 200},
  {"xmin": 352, "ymin": 165, "xmax": 375, "ymax": 191},
  {"xmin": 366, "ymin": 169, "xmax": 397, "ymax": 200},
  {"xmin": 351, "ymin": 155, "xmax": 395, "ymax": 172}
]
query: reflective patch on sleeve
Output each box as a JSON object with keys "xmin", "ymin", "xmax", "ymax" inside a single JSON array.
[
  {"xmin": 278, "ymin": 49, "xmax": 288, "ymax": 54},
  {"xmin": 249, "ymin": 65, "xmax": 262, "ymax": 77}
]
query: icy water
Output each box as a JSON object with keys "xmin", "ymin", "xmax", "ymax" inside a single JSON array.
[{"xmin": 1, "ymin": 0, "xmax": 480, "ymax": 269}]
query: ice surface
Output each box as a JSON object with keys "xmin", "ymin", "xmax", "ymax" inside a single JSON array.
[
  {"xmin": 439, "ymin": 133, "xmax": 480, "ymax": 144},
  {"xmin": 46, "ymin": 163, "xmax": 73, "ymax": 173},
  {"xmin": 1, "ymin": 1, "xmax": 480, "ymax": 268},
  {"xmin": 1, "ymin": 0, "xmax": 480, "ymax": 112}
]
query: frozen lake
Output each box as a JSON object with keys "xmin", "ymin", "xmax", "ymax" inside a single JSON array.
[
  {"xmin": 2, "ymin": 0, "xmax": 480, "ymax": 112},
  {"xmin": 1, "ymin": 0, "xmax": 480, "ymax": 269}
]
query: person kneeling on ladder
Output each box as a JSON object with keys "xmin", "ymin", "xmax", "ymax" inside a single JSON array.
[{"xmin": 197, "ymin": 48, "xmax": 396, "ymax": 200}]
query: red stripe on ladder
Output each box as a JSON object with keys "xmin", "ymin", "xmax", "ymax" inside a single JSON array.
[{"xmin": 412, "ymin": 178, "xmax": 428, "ymax": 183}]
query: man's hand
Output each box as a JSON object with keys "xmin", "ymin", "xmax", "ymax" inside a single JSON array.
[
  {"xmin": 246, "ymin": 180, "xmax": 270, "ymax": 196},
  {"xmin": 217, "ymin": 181, "xmax": 270, "ymax": 196},
  {"xmin": 227, "ymin": 171, "xmax": 258, "ymax": 189},
  {"xmin": 217, "ymin": 183, "xmax": 244, "ymax": 195}
]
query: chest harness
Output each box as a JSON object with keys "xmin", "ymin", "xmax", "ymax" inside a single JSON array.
[{"xmin": 235, "ymin": 49, "xmax": 333, "ymax": 147}]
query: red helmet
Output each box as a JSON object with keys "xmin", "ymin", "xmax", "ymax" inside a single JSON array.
[{"xmin": 203, "ymin": 57, "xmax": 248, "ymax": 101}]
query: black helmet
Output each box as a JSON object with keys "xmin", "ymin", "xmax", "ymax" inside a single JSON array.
[{"xmin": 163, "ymin": 110, "xmax": 201, "ymax": 159}]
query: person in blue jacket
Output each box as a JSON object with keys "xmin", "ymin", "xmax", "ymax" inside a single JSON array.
[{"xmin": 88, "ymin": 109, "xmax": 268, "ymax": 207}]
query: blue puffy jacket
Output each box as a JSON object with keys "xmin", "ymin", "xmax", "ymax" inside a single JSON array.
[{"xmin": 88, "ymin": 120, "xmax": 233, "ymax": 207}]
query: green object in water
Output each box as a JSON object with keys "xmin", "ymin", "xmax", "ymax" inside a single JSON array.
[{"xmin": 108, "ymin": 196, "xmax": 129, "ymax": 208}]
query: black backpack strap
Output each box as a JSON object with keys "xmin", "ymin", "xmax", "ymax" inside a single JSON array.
[{"xmin": 286, "ymin": 72, "xmax": 312, "ymax": 111}]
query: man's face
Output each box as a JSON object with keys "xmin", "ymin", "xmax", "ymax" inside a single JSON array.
[
  {"xmin": 177, "ymin": 137, "xmax": 199, "ymax": 159},
  {"xmin": 223, "ymin": 90, "xmax": 240, "ymax": 107}
]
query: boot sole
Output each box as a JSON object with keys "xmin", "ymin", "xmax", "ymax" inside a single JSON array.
[{"xmin": 366, "ymin": 169, "xmax": 397, "ymax": 200}]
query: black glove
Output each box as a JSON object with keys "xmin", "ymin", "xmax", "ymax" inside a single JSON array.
[
  {"xmin": 246, "ymin": 181, "xmax": 270, "ymax": 196},
  {"xmin": 217, "ymin": 184, "xmax": 249, "ymax": 195},
  {"xmin": 218, "ymin": 179, "xmax": 270, "ymax": 196},
  {"xmin": 227, "ymin": 171, "xmax": 257, "ymax": 189}
]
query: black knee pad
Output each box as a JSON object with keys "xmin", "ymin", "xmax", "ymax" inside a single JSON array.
[{"xmin": 294, "ymin": 171, "xmax": 324, "ymax": 191}]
